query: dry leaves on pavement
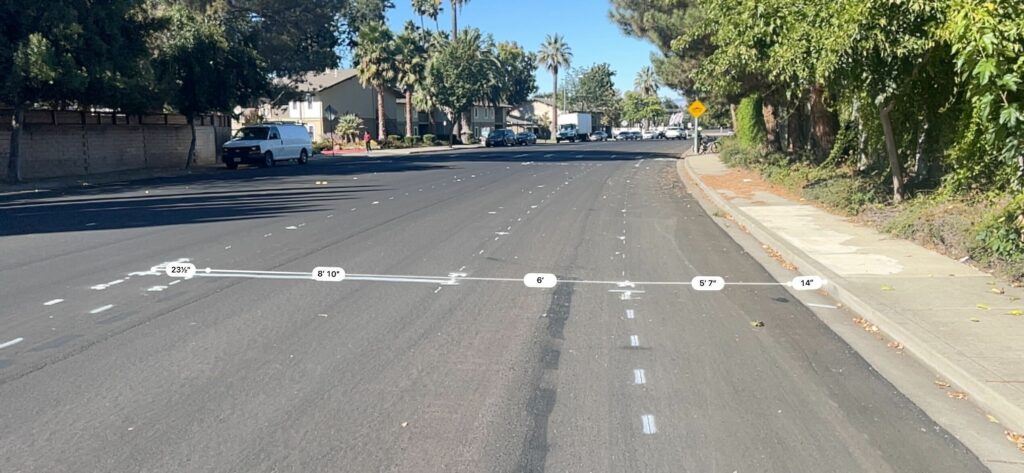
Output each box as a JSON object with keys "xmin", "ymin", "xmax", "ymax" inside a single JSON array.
[
  {"xmin": 933, "ymin": 379, "xmax": 951, "ymax": 388},
  {"xmin": 887, "ymin": 341, "xmax": 904, "ymax": 352},
  {"xmin": 947, "ymin": 390, "xmax": 968, "ymax": 400},
  {"xmin": 1005, "ymin": 431, "xmax": 1024, "ymax": 452}
]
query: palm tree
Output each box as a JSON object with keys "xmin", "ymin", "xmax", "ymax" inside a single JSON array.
[
  {"xmin": 450, "ymin": 0, "xmax": 469, "ymax": 39},
  {"xmin": 537, "ymin": 33, "xmax": 572, "ymax": 138},
  {"xmin": 634, "ymin": 66, "xmax": 660, "ymax": 97},
  {"xmin": 412, "ymin": 88, "xmax": 439, "ymax": 135},
  {"xmin": 355, "ymin": 22, "xmax": 397, "ymax": 141},
  {"xmin": 394, "ymin": 22, "xmax": 428, "ymax": 137},
  {"xmin": 335, "ymin": 114, "xmax": 363, "ymax": 143},
  {"xmin": 412, "ymin": 0, "xmax": 442, "ymax": 30}
]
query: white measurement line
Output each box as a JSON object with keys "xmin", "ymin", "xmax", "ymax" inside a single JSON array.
[
  {"xmin": 43, "ymin": 299, "xmax": 64, "ymax": 306},
  {"xmin": 641, "ymin": 415, "xmax": 657, "ymax": 434},
  {"xmin": 633, "ymin": 369, "xmax": 646, "ymax": 385},
  {"xmin": 89, "ymin": 304, "xmax": 114, "ymax": 314},
  {"xmin": 625, "ymin": 309, "xmax": 634, "ymax": 319},
  {"xmin": 629, "ymin": 335, "xmax": 640, "ymax": 347},
  {"xmin": 0, "ymin": 338, "xmax": 24, "ymax": 350}
]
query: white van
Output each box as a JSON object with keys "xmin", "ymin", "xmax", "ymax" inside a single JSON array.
[{"xmin": 222, "ymin": 123, "xmax": 313, "ymax": 169}]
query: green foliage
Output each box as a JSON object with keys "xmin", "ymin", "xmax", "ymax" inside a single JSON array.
[
  {"xmin": 422, "ymin": 133, "xmax": 437, "ymax": 145},
  {"xmin": 386, "ymin": 135, "xmax": 402, "ymax": 148},
  {"xmin": 735, "ymin": 95, "xmax": 766, "ymax": 147},
  {"xmin": 970, "ymin": 194, "xmax": 1024, "ymax": 269},
  {"xmin": 621, "ymin": 91, "xmax": 665, "ymax": 126},
  {"xmin": 634, "ymin": 66, "xmax": 660, "ymax": 96},
  {"xmin": 425, "ymin": 29, "xmax": 490, "ymax": 128},
  {"xmin": 403, "ymin": 136, "xmax": 419, "ymax": 146},
  {"xmin": 804, "ymin": 177, "xmax": 885, "ymax": 215},
  {"xmin": 491, "ymin": 41, "xmax": 538, "ymax": 106},
  {"xmin": 335, "ymin": 114, "xmax": 363, "ymax": 142}
]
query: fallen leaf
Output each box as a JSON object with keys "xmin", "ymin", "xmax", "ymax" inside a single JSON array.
[
  {"xmin": 990, "ymin": 287, "xmax": 1005, "ymax": 294},
  {"xmin": 947, "ymin": 391, "xmax": 968, "ymax": 400},
  {"xmin": 1005, "ymin": 431, "xmax": 1024, "ymax": 452},
  {"xmin": 750, "ymin": 320, "xmax": 765, "ymax": 328},
  {"xmin": 986, "ymin": 414, "xmax": 999, "ymax": 424},
  {"xmin": 976, "ymin": 303, "xmax": 991, "ymax": 310},
  {"xmin": 969, "ymin": 317, "xmax": 981, "ymax": 322},
  {"xmin": 1007, "ymin": 309, "xmax": 1023, "ymax": 316},
  {"xmin": 887, "ymin": 341, "xmax": 904, "ymax": 351},
  {"xmin": 880, "ymin": 285, "xmax": 895, "ymax": 292},
  {"xmin": 934, "ymin": 379, "xmax": 951, "ymax": 388},
  {"xmin": 400, "ymin": 422, "xmax": 408, "ymax": 427}
]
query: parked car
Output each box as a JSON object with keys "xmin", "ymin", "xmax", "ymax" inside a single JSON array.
[
  {"xmin": 629, "ymin": 131, "xmax": 642, "ymax": 140},
  {"xmin": 485, "ymin": 129, "xmax": 517, "ymax": 147},
  {"xmin": 615, "ymin": 131, "xmax": 633, "ymax": 141},
  {"xmin": 515, "ymin": 131, "xmax": 537, "ymax": 145},
  {"xmin": 590, "ymin": 130, "xmax": 608, "ymax": 141},
  {"xmin": 222, "ymin": 123, "xmax": 312, "ymax": 169},
  {"xmin": 641, "ymin": 130, "xmax": 656, "ymax": 140},
  {"xmin": 664, "ymin": 127, "xmax": 684, "ymax": 140}
]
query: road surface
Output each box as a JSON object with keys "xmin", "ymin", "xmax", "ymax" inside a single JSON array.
[{"xmin": 0, "ymin": 140, "xmax": 986, "ymax": 472}]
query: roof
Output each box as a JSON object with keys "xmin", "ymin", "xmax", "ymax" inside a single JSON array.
[{"xmin": 294, "ymin": 69, "xmax": 360, "ymax": 93}]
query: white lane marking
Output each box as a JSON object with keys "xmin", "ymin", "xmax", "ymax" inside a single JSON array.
[
  {"xmin": 626, "ymin": 309, "xmax": 635, "ymax": 319},
  {"xmin": 641, "ymin": 415, "xmax": 657, "ymax": 434},
  {"xmin": 488, "ymin": 211, "xmax": 497, "ymax": 214},
  {"xmin": 285, "ymin": 225, "xmax": 298, "ymax": 230},
  {"xmin": 224, "ymin": 245, "xmax": 232, "ymax": 249},
  {"xmin": 264, "ymin": 233, "xmax": 272, "ymax": 237},
  {"xmin": 91, "ymin": 279, "xmax": 125, "ymax": 290},
  {"xmin": 634, "ymin": 369, "xmax": 646, "ymax": 385},
  {"xmin": 495, "ymin": 232, "xmax": 509, "ymax": 236},
  {"xmin": 629, "ymin": 335, "xmax": 640, "ymax": 347},
  {"xmin": 147, "ymin": 286, "xmax": 168, "ymax": 292},
  {"xmin": 351, "ymin": 208, "xmax": 357, "ymax": 211},
  {"xmin": 85, "ymin": 222, "xmax": 97, "ymax": 226},
  {"xmin": 806, "ymin": 303, "xmax": 839, "ymax": 309},
  {"xmin": 168, "ymin": 280, "xmax": 181, "ymax": 286},
  {"xmin": 478, "ymin": 250, "xmax": 484, "ymax": 255},
  {"xmin": 327, "ymin": 214, "xmax": 334, "ymax": 218},
  {"xmin": 434, "ymin": 287, "xmax": 442, "ymax": 294},
  {"xmin": 458, "ymin": 266, "xmax": 467, "ymax": 271},
  {"xmin": 43, "ymin": 299, "xmax": 64, "ymax": 306},
  {"xmin": 0, "ymin": 338, "xmax": 24, "ymax": 350},
  {"xmin": 89, "ymin": 304, "xmax": 114, "ymax": 314},
  {"xmin": 371, "ymin": 201, "xmax": 380, "ymax": 205},
  {"xmin": 515, "ymin": 153, "xmax": 529, "ymax": 158}
]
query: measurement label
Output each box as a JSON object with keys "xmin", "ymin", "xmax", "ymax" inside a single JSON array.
[
  {"xmin": 791, "ymin": 275, "xmax": 823, "ymax": 290},
  {"xmin": 524, "ymin": 273, "xmax": 557, "ymax": 288},
  {"xmin": 165, "ymin": 262, "xmax": 196, "ymax": 278},
  {"xmin": 690, "ymin": 276, "xmax": 725, "ymax": 291},
  {"xmin": 312, "ymin": 267, "xmax": 346, "ymax": 282}
]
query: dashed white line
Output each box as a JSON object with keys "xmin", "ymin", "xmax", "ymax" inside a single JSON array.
[
  {"xmin": 169, "ymin": 280, "xmax": 181, "ymax": 286},
  {"xmin": 89, "ymin": 304, "xmax": 114, "ymax": 314},
  {"xmin": 641, "ymin": 415, "xmax": 657, "ymax": 434},
  {"xmin": 633, "ymin": 369, "xmax": 647, "ymax": 385},
  {"xmin": 91, "ymin": 279, "xmax": 125, "ymax": 290},
  {"xmin": 806, "ymin": 303, "xmax": 839, "ymax": 309},
  {"xmin": 0, "ymin": 338, "xmax": 24, "ymax": 350},
  {"xmin": 629, "ymin": 335, "xmax": 640, "ymax": 347},
  {"xmin": 43, "ymin": 299, "xmax": 64, "ymax": 306}
]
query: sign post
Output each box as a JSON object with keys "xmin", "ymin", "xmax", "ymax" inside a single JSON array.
[
  {"xmin": 324, "ymin": 105, "xmax": 338, "ymax": 152},
  {"xmin": 688, "ymin": 100, "xmax": 706, "ymax": 153}
]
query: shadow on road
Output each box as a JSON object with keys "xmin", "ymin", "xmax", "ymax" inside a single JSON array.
[{"xmin": 0, "ymin": 144, "xmax": 683, "ymax": 237}]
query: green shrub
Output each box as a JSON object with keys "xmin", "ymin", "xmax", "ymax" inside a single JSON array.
[
  {"xmin": 422, "ymin": 134, "xmax": 436, "ymax": 145},
  {"xmin": 804, "ymin": 176, "xmax": 885, "ymax": 215},
  {"xmin": 403, "ymin": 136, "xmax": 418, "ymax": 147},
  {"xmin": 385, "ymin": 135, "xmax": 402, "ymax": 148},
  {"xmin": 969, "ymin": 194, "xmax": 1024, "ymax": 279},
  {"xmin": 312, "ymin": 140, "xmax": 331, "ymax": 153},
  {"xmin": 735, "ymin": 94, "xmax": 766, "ymax": 147},
  {"xmin": 719, "ymin": 136, "xmax": 766, "ymax": 168}
]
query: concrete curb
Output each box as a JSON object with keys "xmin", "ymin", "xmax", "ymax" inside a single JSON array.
[{"xmin": 679, "ymin": 155, "xmax": 1024, "ymax": 433}]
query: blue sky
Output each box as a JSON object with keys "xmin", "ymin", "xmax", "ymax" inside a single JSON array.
[{"xmin": 383, "ymin": 0, "xmax": 681, "ymax": 101}]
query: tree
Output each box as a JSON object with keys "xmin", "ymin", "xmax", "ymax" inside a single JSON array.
[
  {"xmin": 575, "ymin": 63, "xmax": 618, "ymax": 112},
  {"xmin": 355, "ymin": 22, "xmax": 397, "ymax": 140},
  {"xmin": 537, "ymin": 33, "xmax": 572, "ymax": 137},
  {"xmin": 622, "ymin": 91, "xmax": 665, "ymax": 128},
  {"xmin": 335, "ymin": 114, "xmax": 363, "ymax": 143},
  {"xmin": 394, "ymin": 21, "xmax": 428, "ymax": 136},
  {"xmin": 450, "ymin": 0, "xmax": 470, "ymax": 39},
  {"xmin": 412, "ymin": 88, "xmax": 440, "ymax": 134},
  {"xmin": 491, "ymin": 42, "xmax": 538, "ymax": 106},
  {"xmin": 341, "ymin": 0, "xmax": 395, "ymax": 61},
  {"xmin": 425, "ymin": 28, "xmax": 489, "ymax": 142},
  {"xmin": 412, "ymin": 0, "xmax": 442, "ymax": 30},
  {"xmin": 634, "ymin": 66, "xmax": 660, "ymax": 96},
  {"xmin": 153, "ymin": 4, "xmax": 266, "ymax": 168},
  {"xmin": 1, "ymin": 0, "xmax": 154, "ymax": 182}
]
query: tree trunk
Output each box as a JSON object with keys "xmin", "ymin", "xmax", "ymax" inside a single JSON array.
[
  {"xmin": 453, "ymin": 6, "xmax": 459, "ymax": 38},
  {"xmin": 551, "ymin": 69, "xmax": 559, "ymax": 138},
  {"xmin": 879, "ymin": 101, "xmax": 906, "ymax": 202},
  {"xmin": 762, "ymin": 101, "xmax": 779, "ymax": 151},
  {"xmin": 185, "ymin": 114, "xmax": 197, "ymax": 170},
  {"xmin": 428, "ymin": 109, "xmax": 437, "ymax": 135},
  {"xmin": 809, "ymin": 83, "xmax": 838, "ymax": 161},
  {"xmin": 729, "ymin": 103, "xmax": 737, "ymax": 132},
  {"xmin": 405, "ymin": 89, "xmax": 414, "ymax": 137},
  {"xmin": 913, "ymin": 117, "xmax": 928, "ymax": 182},
  {"xmin": 787, "ymin": 108, "xmax": 805, "ymax": 153},
  {"xmin": 460, "ymin": 110, "xmax": 470, "ymax": 144},
  {"xmin": 377, "ymin": 90, "xmax": 386, "ymax": 142},
  {"xmin": 6, "ymin": 103, "xmax": 25, "ymax": 183}
]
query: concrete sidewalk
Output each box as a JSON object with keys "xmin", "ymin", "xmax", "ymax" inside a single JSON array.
[
  {"xmin": 681, "ymin": 153, "xmax": 1024, "ymax": 436},
  {"xmin": 321, "ymin": 143, "xmax": 483, "ymax": 157}
]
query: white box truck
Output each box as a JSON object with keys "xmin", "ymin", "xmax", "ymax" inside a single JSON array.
[{"xmin": 556, "ymin": 113, "xmax": 593, "ymax": 143}]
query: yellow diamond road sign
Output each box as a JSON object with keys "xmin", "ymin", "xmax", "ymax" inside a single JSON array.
[{"xmin": 688, "ymin": 100, "xmax": 707, "ymax": 119}]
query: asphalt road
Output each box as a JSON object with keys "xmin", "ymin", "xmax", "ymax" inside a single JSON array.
[{"xmin": 0, "ymin": 140, "xmax": 987, "ymax": 472}]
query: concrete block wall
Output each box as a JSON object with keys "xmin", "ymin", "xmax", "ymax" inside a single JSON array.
[{"xmin": 0, "ymin": 124, "xmax": 226, "ymax": 180}]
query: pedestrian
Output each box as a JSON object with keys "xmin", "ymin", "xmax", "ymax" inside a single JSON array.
[{"xmin": 363, "ymin": 131, "xmax": 371, "ymax": 152}]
